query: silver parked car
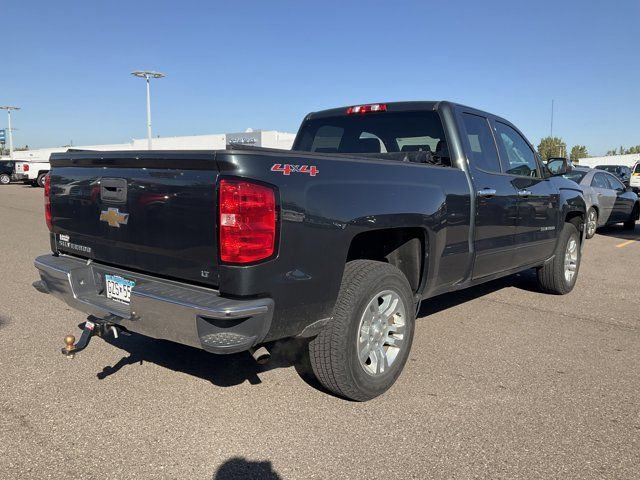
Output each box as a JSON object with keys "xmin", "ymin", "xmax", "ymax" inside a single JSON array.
[{"xmin": 563, "ymin": 167, "xmax": 639, "ymax": 238}]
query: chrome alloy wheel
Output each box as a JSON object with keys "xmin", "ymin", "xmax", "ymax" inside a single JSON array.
[
  {"xmin": 564, "ymin": 234, "xmax": 579, "ymax": 283},
  {"xmin": 357, "ymin": 289, "xmax": 406, "ymax": 376},
  {"xmin": 587, "ymin": 209, "xmax": 597, "ymax": 237}
]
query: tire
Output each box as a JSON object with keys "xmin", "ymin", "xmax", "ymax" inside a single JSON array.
[
  {"xmin": 30, "ymin": 180, "xmax": 39, "ymax": 187},
  {"xmin": 537, "ymin": 222, "xmax": 581, "ymax": 295},
  {"xmin": 36, "ymin": 173, "xmax": 47, "ymax": 188},
  {"xmin": 623, "ymin": 204, "xmax": 638, "ymax": 230},
  {"xmin": 308, "ymin": 260, "xmax": 416, "ymax": 401},
  {"xmin": 585, "ymin": 207, "xmax": 597, "ymax": 239},
  {"xmin": 0, "ymin": 173, "xmax": 10, "ymax": 185}
]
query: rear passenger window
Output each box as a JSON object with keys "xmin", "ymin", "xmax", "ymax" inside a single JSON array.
[
  {"xmin": 591, "ymin": 173, "xmax": 609, "ymax": 189},
  {"xmin": 461, "ymin": 113, "xmax": 501, "ymax": 173}
]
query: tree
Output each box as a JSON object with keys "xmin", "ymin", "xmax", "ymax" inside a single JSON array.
[
  {"xmin": 624, "ymin": 145, "xmax": 640, "ymax": 154},
  {"xmin": 538, "ymin": 136, "xmax": 567, "ymax": 161},
  {"xmin": 605, "ymin": 145, "xmax": 640, "ymax": 156},
  {"xmin": 570, "ymin": 145, "xmax": 588, "ymax": 163}
]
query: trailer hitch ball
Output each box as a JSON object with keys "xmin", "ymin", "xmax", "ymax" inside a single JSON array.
[{"xmin": 63, "ymin": 335, "xmax": 76, "ymax": 359}]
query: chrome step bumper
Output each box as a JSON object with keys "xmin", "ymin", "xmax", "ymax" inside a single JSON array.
[{"xmin": 34, "ymin": 254, "xmax": 273, "ymax": 354}]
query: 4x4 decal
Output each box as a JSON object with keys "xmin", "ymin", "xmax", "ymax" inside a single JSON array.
[{"xmin": 271, "ymin": 164, "xmax": 319, "ymax": 176}]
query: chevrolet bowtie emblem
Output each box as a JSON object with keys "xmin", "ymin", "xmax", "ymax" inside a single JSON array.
[{"xmin": 99, "ymin": 208, "xmax": 129, "ymax": 228}]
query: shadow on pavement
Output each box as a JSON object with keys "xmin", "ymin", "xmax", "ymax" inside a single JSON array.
[
  {"xmin": 94, "ymin": 269, "xmax": 545, "ymax": 393},
  {"xmin": 594, "ymin": 223, "xmax": 638, "ymax": 241},
  {"xmin": 213, "ymin": 457, "xmax": 281, "ymax": 480},
  {"xmin": 419, "ymin": 268, "xmax": 541, "ymax": 318},
  {"xmin": 96, "ymin": 329, "xmax": 325, "ymax": 391}
]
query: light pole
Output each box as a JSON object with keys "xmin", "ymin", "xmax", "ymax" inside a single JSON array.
[
  {"xmin": 0, "ymin": 106, "xmax": 20, "ymax": 159},
  {"xmin": 131, "ymin": 71, "xmax": 165, "ymax": 149}
]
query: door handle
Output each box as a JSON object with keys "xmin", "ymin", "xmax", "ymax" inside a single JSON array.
[
  {"xmin": 477, "ymin": 188, "xmax": 497, "ymax": 198},
  {"xmin": 517, "ymin": 190, "xmax": 533, "ymax": 197}
]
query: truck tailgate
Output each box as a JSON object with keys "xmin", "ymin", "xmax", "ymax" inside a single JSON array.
[{"xmin": 49, "ymin": 152, "xmax": 220, "ymax": 287}]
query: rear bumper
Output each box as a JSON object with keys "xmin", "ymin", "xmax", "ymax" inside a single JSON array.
[
  {"xmin": 33, "ymin": 254, "xmax": 273, "ymax": 354},
  {"xmin": 14, "ymin": 173, "xmax": 29, "ymax": 181}
]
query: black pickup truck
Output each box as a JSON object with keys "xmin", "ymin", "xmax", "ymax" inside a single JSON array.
[{"xmin": 34, "ymin": 101, "xmax": 586, "ymax": 400}]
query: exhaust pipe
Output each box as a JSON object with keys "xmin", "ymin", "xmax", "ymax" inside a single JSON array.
[
  {"xmin": 250, "ymin": 346, "xmax": 271, "ymax": 365},
  {"xmin": 32, "ymin": 280, "xmax": 50, "ymax": 294}
]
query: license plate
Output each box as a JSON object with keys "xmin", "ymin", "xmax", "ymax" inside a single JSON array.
[{"xmin": 105, "ymin": 275, "xmax": 135, "ymax": 305}]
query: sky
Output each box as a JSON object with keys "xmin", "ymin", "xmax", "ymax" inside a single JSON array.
[{"xmin": 2, "ymin": 0, "xmax": 638, "ymax": 156}]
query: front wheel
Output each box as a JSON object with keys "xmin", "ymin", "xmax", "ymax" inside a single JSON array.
[
  {"xmin": 0, "ymin": 173, "xmax": 10, "ymax": 185},
  {"xmin": 585, "ymin": 207, "xmax": 597, "ymax": 239},
  {"xmin": 537, "ymin": 222, "xmax": 581, "ymax": 295},
  {"xmin": 308, "ymin": 260, "xmax": 415, "ymax": 401}
]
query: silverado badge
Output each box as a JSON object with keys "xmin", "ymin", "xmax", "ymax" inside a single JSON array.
[{"xmin": 99, "ymin": 208, "xmax": 129, "ymax": 228}]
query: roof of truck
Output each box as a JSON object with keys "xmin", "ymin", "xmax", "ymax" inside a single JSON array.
[
  {"xmin": 305, "ymin": 101, "xmax": 442, "ymax": 120},
  {"xmin": 303, "ymin": 100, "xmax": 504, "ymax": 122}
]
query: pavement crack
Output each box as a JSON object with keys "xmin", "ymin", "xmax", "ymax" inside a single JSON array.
[{"xmin": 479, "ymin": 296, "xmax": 639, "ymax": 332}]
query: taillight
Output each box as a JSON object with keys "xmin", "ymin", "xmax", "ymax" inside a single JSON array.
[
  {"xmin": 346, "ymin": 103, "xmax": 387, "ymax": 115},
  {"xmin": 23, "ymin": 164, "xmax": 29, "ymax": 172},
  {"xmin": 44, "ymin": 174, "xmax": 52, "ymax": 231},
  {"xmin": 218, "ymin": 179, "xmax": 276, "ymax": 263}
]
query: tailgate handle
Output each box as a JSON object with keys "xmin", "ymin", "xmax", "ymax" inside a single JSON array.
[{"xmin": 100, "ymin": 178, "xmax": 127, "ymax": 203}]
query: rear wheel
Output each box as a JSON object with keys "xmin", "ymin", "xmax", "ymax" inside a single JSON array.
[
  {"xmin": 585, "ymin": 207, "xmax": 597, "ymax": 239},
  {"xmin": 0, "ymin": 173, "xmax": 10, "ymax": 185},
  {"xmin": 36, "ymin": 173, "xmax": 48, "ymax": 188},
  {"xmin": 537, "ymin": 222, "xmax": 581, "ymax": 295},
  {"xmin": 623, "ymin": 204, "xmax": 638, "ymax": 230},
  {"xmin": 308, "ymin": 260, "xmax": 415, "ymax": 401}
]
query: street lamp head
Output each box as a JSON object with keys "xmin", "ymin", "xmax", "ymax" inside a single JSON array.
[
  {"xmin": 0, "ymin": 106, "xmax": 20, "ymax": 111},
  {"xmin": 131, "ymin": 70, "xmax": 165, "ymax": 79}
]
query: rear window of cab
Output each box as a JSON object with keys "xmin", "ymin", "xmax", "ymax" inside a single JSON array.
[{"xmin": 294, "ymin": 111, "xmax": 447, "ymax": 156}]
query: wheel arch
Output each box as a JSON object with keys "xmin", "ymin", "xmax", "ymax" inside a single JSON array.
[
  {"xmin": 346, "ymin": 227, "xmax": 430, "ymax": 295},
  {"xmin": 559, "ymin": 188, "xmax": 587, "ymax": 242},
  {"xmin": 565, "ymin": 210, "xmax": 586, "ymax": 244}
]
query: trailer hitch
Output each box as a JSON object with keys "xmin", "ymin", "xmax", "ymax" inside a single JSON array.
[{"xmin": 62, "ymin": 318, "xmax": 128, "ymax": 358}]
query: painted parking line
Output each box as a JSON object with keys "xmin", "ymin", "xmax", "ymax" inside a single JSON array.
[{"xmin": 616, "ymin": 239, "xmax": 637, "ymax": 248}]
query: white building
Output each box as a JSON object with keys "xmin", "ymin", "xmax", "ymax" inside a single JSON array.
[
  {"xmin": 2, "ymin": 129, "xmax": 296, "ymax": 162},
  {"xmin": 578, "ymin": 153, "xmax": 640, "ymax": 168}
]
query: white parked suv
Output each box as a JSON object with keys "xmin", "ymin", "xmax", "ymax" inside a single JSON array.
[
  {"xmin": 14, "ymin": 161, "xmax": 50, "ymax": 187},
  {"xmin": 630, "ymin": 163, "xmax": 640, "ymax": 194}
]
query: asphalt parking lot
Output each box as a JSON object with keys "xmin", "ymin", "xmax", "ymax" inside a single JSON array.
[{"xmin": 1, "ymin": 183, "xmax": 639, "ymax": 480}]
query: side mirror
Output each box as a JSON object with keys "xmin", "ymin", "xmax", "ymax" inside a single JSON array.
[
  {"xmin": 547, "ymin": 158, "xmax": 572, "ymax": 176},
  {"xmin": 626, "ymin": 186, "xmax": 635, "ymax": 193}
]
